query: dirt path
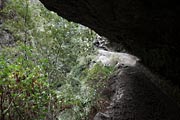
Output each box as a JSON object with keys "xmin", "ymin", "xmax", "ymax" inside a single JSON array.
[{"xmin": 94, "ymin": 63, "xmax": 180, "ymax": 120}]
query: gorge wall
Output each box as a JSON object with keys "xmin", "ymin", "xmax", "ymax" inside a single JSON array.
[{"xmin": 39, "ymin": 0, "xmax": 180, "ymax": 86}]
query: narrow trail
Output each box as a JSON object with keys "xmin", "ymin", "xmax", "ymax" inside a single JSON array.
[{"xmin": 94, "ymin": 63, "xmax": 180, "ymax": 120}]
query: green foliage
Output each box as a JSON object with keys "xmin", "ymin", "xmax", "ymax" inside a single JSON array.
[
  {"xmin": 0, "ymin": 0, "xmax": 113, "ymax": 119},
  {"xmin": 55, "ymin": 62, "xmax": 114, "ymax": 120},
  {"xmin": 0, "ymin": 44, "xmax": 58, "ymax": 120}
]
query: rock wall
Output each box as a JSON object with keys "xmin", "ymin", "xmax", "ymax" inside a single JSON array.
[
  {"xmin": 39, "ymin": 0, "xmax": 180, "ymax": 85},
  {"xmin": 94, "ymin": 63, "xmax": 180, "ymax": 120},
  {"xmin": 0, "ymin": 1, "xmax": 15, "ymax": 50}
]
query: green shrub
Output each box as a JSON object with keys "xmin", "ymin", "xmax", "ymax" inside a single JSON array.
[{"xmin": 0, "ymin": 44, "xmax": 58, "ymax": 120}]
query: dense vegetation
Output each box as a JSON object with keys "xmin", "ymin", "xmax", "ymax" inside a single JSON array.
[{"xmin": 0, "ymin": 0, "xmax": 113, "ymax": 119}]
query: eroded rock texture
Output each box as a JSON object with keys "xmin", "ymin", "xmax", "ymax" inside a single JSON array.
[
  {"xmin": 95, "ymin": 64, "xmax": 180, "ymax": 120},
  {"xmin": 39, "ymin": 0, "xmax": 179, "ymax": 85}
]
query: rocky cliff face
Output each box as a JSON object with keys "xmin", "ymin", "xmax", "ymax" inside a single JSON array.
[
  {"xmin": 94, "ymin": 63, "xmax": 180, "ymax": 120},
  {"xmin": 39, "ymin": 0, "xmax": 180, "ymax": 86},
  {"xmin": 0, "ymin": 29, "xmax": 15, "ymax": 50},
  {"xmin": 0, "ymin": 1, "xmax": 15, "ymax": 50}
]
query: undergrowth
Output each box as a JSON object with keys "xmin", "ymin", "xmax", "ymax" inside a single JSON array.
[{"xmin": 0, "ymin": 0, "xmax": 114, "ymax": 119}]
